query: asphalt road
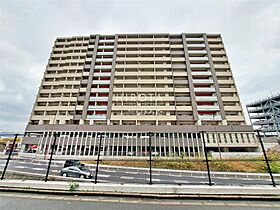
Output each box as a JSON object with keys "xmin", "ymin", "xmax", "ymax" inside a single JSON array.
[
  {"xmin": 0, "ymin": 192, "xmax": 279, "ymax": 210},
  {"xmin": 0, "ymin": 158, "xmax": 279, "ymax": 186}
]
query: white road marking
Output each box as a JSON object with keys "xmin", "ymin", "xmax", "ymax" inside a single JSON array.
[
  {"xmin": 121, "ymin": 176, "xmax": 134, "ymax": 179},
  {"xmin": 32, "ymin": 163, "xmax": 44, "ymax": 166},
  {"xmin": 33, "ymin": 168, "xmax": 45, "ymax": 171},
  {"xmin": 146, "ymin": 178, "xmax": 160, "ymax": 181},
  {"xmin": 97, "ymin": 174, "xmax": 110, "ymax": 178},
  {"xmin": 191, "ymin": 176, "xmax": 207, "ymax": 179},
  {"xmin": 174, "ymin": 180, "xmax": 190, "ymax": 184},
  {"xmin": 125, "ymin": 171, "xmax": 138, "ymax": 174},
  {"xmin": 14, "ymin": 166, "xmax": 26, "ymax": 169}
]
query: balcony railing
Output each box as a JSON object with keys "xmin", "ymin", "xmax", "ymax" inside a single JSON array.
[
  {"xmin": 194, "ymin": 87, "xmax": 216, "ymax": 92},
  {"xmin": 192, "ymin": 71, "xmax": 212, "ymax": 76},
  {"xmin": 198, "ymin": 115, "xmax": 222, "ymax": 120},
  {"xmin": 92, "ymin": 80, "xmax": 111, "ymax": 85},
  {"xmin": 86, "ymin": 115, "xmax": 107, "ymax": 120},
  {"xmin": 190, "ymin": 64, "xmax": 210, "ymax": 69},
  {"xmin": 197, "ymin": 105, "xmax": 220, "ymax": 111},
  {"xmin": 188, "ymin": 50, "xmax": 207, "ymax": 54},
  {"xmin": 95, "ymin": 58, "xmax": 113, "ymax": 62},
  {"xmin": 89, "ymin": 96, "xmax": 109, "ymax": 101},
  {"xmin": 99, "ymin": 39, "xmax": 115, "ymax": 43},
  {"xmin": 195, "ymin": 96, "xmax": 218, "ymax": 101},
  {"xmin": 88, "ymin": 106, "xmax": 108, "ymax": 111},
  {"xmin": 96, "ymin": 52, "xmax": 114, "ymax": 56},
  {"xmin": 94, "ymin": 65, "xmax": 112, "ymax": 69},
  {"xmin": 93, "ymin": 72, "xmax": 112, "ymax": 77},
  {"xmin": 193, "ymin": 79, "xmax": 214, "ymax": 84},
  {"xmin": 187, "ymin": 44, "xmax": 206, "ymax": 48},
  {"xmin": 91, "ymin": 88, "xmax": 110, "ymax": 93},
  {"xmin": 189, "ymin": 57, "xmax": 209, "ymax": 61},
  {"xmin": 97, "ymin": 45, "xmax": 114, "ymax": 49}
]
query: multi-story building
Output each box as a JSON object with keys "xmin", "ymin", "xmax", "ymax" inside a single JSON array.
[
  {"xmin": 23, "ymin": 33, "xmax": 259, "ymax": 158},
  {"xmin": 247, "ymin": 94, "xmax": 280, "ymax": 135}
]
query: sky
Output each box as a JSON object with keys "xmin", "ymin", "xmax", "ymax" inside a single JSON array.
[{"xmin": 0, "ymin": 0, "xmax": 279, "ymax": 132}]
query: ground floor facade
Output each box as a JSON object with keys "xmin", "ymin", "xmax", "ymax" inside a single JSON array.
[{"xmin": 22, "ymin": 125, "xmax": 259, "ymax": 158}]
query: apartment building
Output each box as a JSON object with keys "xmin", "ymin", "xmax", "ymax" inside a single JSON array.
[{"xmin": 23, "ymin": 33, "xmax": 259, "ymax": 158}]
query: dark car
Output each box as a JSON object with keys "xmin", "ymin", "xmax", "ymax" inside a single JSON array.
[
  {"xmin": 5, "ymin": 150, "xmax": 19, "ymax": 155},
  {"xmin": 63, "ymin": 160, "xmax": 81, "ymax": 168},
  {"xmin": 60, "ymin": 166, "xmax": 93, "ymax": 179}
]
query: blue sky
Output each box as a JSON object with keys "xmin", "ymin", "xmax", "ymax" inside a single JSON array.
[{"xmin": 0, "ymin": 0, "xmax": 279, "ymax": 132}]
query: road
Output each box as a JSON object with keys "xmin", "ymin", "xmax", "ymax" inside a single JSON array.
[
  {"xmin": 0, "ymin": 157, "xmax": 279, "ymax": 186},
  {"xmin": 0, "ymin": 192, "xmax": 279, "ymax": 210}
]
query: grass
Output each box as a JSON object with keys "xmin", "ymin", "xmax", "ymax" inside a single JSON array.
[{"xmin": 82, "ymin": 152, "xmax": 280, "ymax": 174}]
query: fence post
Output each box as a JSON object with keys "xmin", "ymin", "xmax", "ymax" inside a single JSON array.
[
  {"xmin": 1, "ymin": 134, "xmax": 18, "ymax": 180},
  {"xmin": 148, "ymin": 132, "xmax": 153, "ymax": 185},
  {"xmin": 45, "ymin": 132, "xmax": 57, "ymax": 182},
  {"xmin": 94, "ymin": 132, "xmax": 103, "ymax": 184},
  {"xmin": 201, "ymin": 131, "xmax": 212, "ymax": 186},
  {"xmin": 256, "ymin": 130, "xmax": 276, "ymax": 187}
]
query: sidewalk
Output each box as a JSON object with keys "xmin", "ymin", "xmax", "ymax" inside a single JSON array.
[{"xmin": 0, "ymin": 179, "xmax": 279, "ymax": 199}]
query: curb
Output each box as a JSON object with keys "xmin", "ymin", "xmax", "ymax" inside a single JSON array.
[
  {"xmin": 0, "ymin": 180, "xmax": 279, "ymax": 200},
  {"xmin": 1, "ymin": 187, "xmax": 280, "ymax": 200}
]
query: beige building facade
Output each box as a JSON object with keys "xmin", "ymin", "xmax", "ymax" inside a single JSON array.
[{"xmin": 23, "ymin": 33, "xmax": 259, "ymax": 158}]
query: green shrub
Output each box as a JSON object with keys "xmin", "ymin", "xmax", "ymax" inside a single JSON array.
[{"xmin": 69, "ymin": 181, "xmax": 79, "ymax": 191}]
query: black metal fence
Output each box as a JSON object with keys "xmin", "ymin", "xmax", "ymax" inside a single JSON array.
[{"xmin": 0, "ymin": 131, "xmax": 279, "ymax": 187}]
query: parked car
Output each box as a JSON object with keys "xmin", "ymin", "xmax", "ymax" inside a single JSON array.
[
  {"xmin": 60, "ymin": 166, "xmax": 93, "ymax": 179},
  {"xmin": 5, "ymin": 150, "xmax": 19, "ymax": 155},
  {"xmin": 63, "ymin": 159, "xmax": 81, "ymax": 168}
]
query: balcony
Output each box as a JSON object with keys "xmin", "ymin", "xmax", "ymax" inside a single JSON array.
[
  {"xmin": 186, "ymin": 37, "xmax": 204, "ymax": 42},
  {"xmin": 93, "ymin": 72, "xmax": 112, "ymax": 77},
  {"xmin": 96, "ymin": 52, "xmax": 114, "ymax": 56},
  {"xmin": 197, "ymin": 105, "xmax": 220, "ymax": 111},
  {"xmin": 91, "ymin": 88, "xmax": 110, "ymax": 93},
  {"xmin": 94, "ymin": 65, "xmax": 112, "ymax": 69},
  {"xmin": 84, "ymin": 64, "xmax": 91, "ymax": 69},
  {"xmin": 189, "ymin": 57, "xmax": 208, "ymax": 61},
  {"xmin": 188, "ymin": 50, "xmax": 207, "ymax": 55},
  {"xmin": 193, "ymin": 79, "xmax": 214, "ymax": 84},
  {"xmin": 192, "ymin": 71, "xmax": 212, "ymax": 76},
  {"xmin": 177, "ymin": 115, "xmax": 194, "ymax": 121},
  {"xmin": 99, "ymin": 39, "xmax": 115, "ymax": 43},
  {"xmin": 195, "ymin": 96, "xmax": 218, "ymax": 101},
  {"xmin": 190, "ymin": 63, "xmax": 210, "ymax": 69},
  {"xmin": 88, "ymin": 106, "xmax": 108, "ymax": 111},
  {"xmin": 97, "ymin": 45, "xmax": 114, "ymax": 49},
  {"xmin": 198, "ymin": 115, "xmax": 222, "ymax": 121},
  {"xmin": 174, "ymin": 88, "xmax": 190, "ymax": 93},
  {"xmin": 86, "ymin": 115, "xmax": 107, "ymax": 120},
  {"xmin": 224, "ymin": 106, "xmax": 242, "ymax": 111},
  {"xmin": 187, "ymin": 44, "xmax": 206, "ymax": 49},
  {"xmin": 218, "ymin": 80, "xmax": 234, "ymax": 84},
  {"xmin": 92, "ymin": 80, "xmax": 111, "ymax": 85},
  {"xmin": 214, "ymin": 64, "xmax": 230, "ymax": 69},
  {"xmin": 226, "ymin": 116, "xmax": 245, "ymax": 122},
  {"xmin": 194, "ymin": 87, "xmax": 216, "ymax": 92},
  {"xmin": 89, "ymin": 96, "xmax": 109, "ymax": 101},
  {"xmin": 95, "ymin": 58, "xmax": 113, "ymax": 62}
]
